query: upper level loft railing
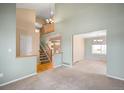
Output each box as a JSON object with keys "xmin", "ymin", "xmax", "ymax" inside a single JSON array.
[{"xmin": 41, "ymin": 23, "xmax": 54, "ymax": 34}]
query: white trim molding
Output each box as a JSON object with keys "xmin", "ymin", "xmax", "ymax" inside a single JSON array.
[
  {"xmin": 62, "ymin": 63, "xmax": 72, "ymax": 68},
  {"xmin": 106, "ymin": 74, "xmax": 124, "ymax": 81},
  {"xmin": 0, "ymin": 73, "xmax": 37, "ymax": 87},
  {"xmin": 54, "ymin": 64, "xmax": 62, "ymax": 68}
]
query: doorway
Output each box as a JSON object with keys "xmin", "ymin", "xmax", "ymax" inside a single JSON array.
[{"xmin": 73, "ymin": 30, "xmax": 107, "ymax": 75}]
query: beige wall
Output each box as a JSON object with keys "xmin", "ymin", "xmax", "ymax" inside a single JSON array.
[
  {"xmin": 73, "ymin": 36, "xmax": 84, "ymax": 63},
  {"xmin": 34, "ymin": 31, "xmax": 40, "ymax": 61},
  {"xmin": 16, "ymin": 8, "xmax": 39, "ymax": 57}
]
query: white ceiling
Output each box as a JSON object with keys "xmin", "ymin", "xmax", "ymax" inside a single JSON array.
[
  {"xmin": 74, "ymin": 30, "xmax": 107, "ymax": 38},
  {"xmin": 16, "ymin": 3, "xmax": 55, "ymax": 19}
]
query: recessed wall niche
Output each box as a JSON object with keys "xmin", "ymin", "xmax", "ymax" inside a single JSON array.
[{"xmin": 16, "ymin": 8, "xmax": 37, "ymax": 57}]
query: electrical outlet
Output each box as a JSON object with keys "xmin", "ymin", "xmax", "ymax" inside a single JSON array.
[{"xmin": 0, "ymin": 73, "xmax": 3, "ymax": 78}]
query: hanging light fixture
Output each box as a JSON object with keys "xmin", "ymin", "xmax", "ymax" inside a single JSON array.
[{"xmin": 46, "ymin": 4, "xmax": 54, "ymax": 24}]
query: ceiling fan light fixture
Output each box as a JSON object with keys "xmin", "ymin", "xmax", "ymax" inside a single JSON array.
[
  {"xmin": 49, "ymin": 18, "xmax": 52, "ymax": 21},
  {"xmin": 46, "ymin": 19, "xmax": 49, "ymax": 23},
  {"xmin": 46, "ymin": 18, "xmax": 54, "ymax": 24},
  {"xmin": 45, "ymin": 4, "xmax": 55, "ymax": 24}
]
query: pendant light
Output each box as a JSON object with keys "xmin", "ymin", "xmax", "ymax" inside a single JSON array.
[{"xmin": 46, "ymin": 4, "xmax": 54, "ymax": 24}]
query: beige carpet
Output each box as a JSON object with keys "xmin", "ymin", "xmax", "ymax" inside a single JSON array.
[{"xmin": 0, "ymin": 60, "xmax": 124, "ymax": 90}]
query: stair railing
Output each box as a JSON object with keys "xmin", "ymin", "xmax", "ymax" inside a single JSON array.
[{"xmin": 40, "ymin": 41, "xmax": 52, "ymax": 62}]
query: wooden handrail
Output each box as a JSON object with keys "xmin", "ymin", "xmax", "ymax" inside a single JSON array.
[
  {"xmin": 45, "ymin": 43, "xmax": 52, "ymax": 61},
  {"xmin": 40, "ymin": 42, "xmax": 52, "ymax": 62}
]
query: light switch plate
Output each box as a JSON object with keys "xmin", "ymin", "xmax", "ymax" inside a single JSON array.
[{"xmin": 0, "ymin": 73, "xmax": 3, "ymax": 78}]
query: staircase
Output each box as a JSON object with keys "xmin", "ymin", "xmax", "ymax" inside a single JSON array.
[{"xmin": 39, "ymin": 42, "xmax": 52, "ymax": 64}]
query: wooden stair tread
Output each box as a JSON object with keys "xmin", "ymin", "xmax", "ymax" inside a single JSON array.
[
  {"xmin": 40, "ymin": 59, "xmax": 49, "ymax": 62},
  {"xmin": 40, "ymin": 58, "xmax": 48, "ymax": 60}
]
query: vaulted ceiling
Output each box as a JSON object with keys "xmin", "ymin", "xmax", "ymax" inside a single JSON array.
[{"xmin": 16, "ymin": 3, "xmax": 55, "ymax": 19}]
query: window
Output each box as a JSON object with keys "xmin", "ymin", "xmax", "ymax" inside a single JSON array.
[{"xmin": 92, "ymin": 45, "xmax": 106, "ymax": 55}]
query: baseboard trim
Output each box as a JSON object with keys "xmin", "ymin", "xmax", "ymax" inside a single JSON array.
[
  {"xmin": 54, "ymin": 64, "xmax": 62, "ymax": 68},
  {"xmin": 0, "ymin": 73, "xmax": 37, "ymax": 87},
  {"xmin": 106, "ymin": 74, "xmax": 124, "ymax": 81},
  {"xmin": 62, "ymin": 63, "xmax": 72, "ymax": 67}
]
